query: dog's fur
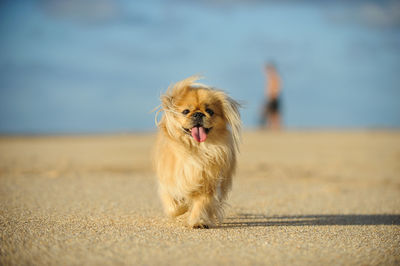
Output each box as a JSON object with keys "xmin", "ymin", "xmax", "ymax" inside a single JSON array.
[{"xmin": 154, "ymin": 76, "xmax": 241, "ymax": 228}]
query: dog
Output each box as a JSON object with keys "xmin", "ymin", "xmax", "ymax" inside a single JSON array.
[{"xmin": 154, "ymin": 76, "xmax": 241, "ymax": 228}]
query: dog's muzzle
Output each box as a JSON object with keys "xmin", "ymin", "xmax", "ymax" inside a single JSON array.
[{"xmin": 192, "ymin": 112, "xmax": 205, "ymax": 125}]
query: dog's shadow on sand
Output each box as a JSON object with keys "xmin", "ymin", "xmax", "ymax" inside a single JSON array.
[{"xmin": 220, "ymin": 213, "xmax": 400, "ymax": 228}]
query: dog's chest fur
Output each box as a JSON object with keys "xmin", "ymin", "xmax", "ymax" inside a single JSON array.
[{"xmin": 160, "ymin": 138, "xmax": 233, "ymax": 198}]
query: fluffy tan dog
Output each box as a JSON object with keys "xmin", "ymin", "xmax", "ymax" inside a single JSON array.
[{"xmin": 154, "ymin": 76, "xmax": 241, "ymax": 229}]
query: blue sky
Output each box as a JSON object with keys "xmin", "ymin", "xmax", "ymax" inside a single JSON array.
[{"xmin": 0, "ymin": 0, "xmax": 399, "ymax": 133}]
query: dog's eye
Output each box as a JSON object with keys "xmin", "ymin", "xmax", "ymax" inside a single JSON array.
[
  {"xmin": 205, "ymin": 108, "xmax": 214, "ymax": 116},
  {"xmin": 182, "ymin": 109, "xmax": 190, "ymax": 115}
]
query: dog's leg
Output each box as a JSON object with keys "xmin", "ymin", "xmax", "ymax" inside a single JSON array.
[
  {"xmin": 159, "ymin": 189, "xmax": 188, "ymax": 218},
  {"xmin": 188, "ymin": 194, "xmax": 214, "ymax": 229}
]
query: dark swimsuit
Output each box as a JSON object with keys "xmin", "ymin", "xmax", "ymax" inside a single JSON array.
[{"xmin": 267, "ymin": 98, "xmax": 280, "ymax": 114}]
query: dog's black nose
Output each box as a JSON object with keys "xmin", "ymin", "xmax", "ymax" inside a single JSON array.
[
  {"xmin": 193, "ymin": 112, "xmax": 205, "ymax": 119},
  {"xmin": 192, "ymin": 112, "xmax": 205, "ymax": 124}
]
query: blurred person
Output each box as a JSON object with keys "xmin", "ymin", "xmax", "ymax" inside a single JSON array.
[{"xmin": 261, "ymin": 62, "xmax": 282, "ymax": 129}]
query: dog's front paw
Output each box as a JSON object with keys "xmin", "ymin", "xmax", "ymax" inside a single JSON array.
[
  {"xmin": 192, "ymin": 223, "xmax": 210, "ymax": 229},
  {"xmin": 189, "ymin": 217, "xmax": 212, "ymax": 229},
  {"xmin": 166, "ymin": 204, "xmax": 188, "ymax": 218}
]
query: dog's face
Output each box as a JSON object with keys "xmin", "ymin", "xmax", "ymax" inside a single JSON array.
[
  {"xmin": 158, "ymin": 77, "xmax": 241, "ymax": 149},
  {"xmin": 173, "ymin": 88, "xmax": 225, "ymax": 142}
]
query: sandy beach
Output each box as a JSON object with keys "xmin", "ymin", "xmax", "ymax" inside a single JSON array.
[{"xmin": 1, "ymin": 131, "xmax": 399, "ymax": 265}]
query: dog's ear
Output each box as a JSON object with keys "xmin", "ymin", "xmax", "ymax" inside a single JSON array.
[
  {"xmin": 214, "ymin": 90, "xmax": 242, "ymax": 152},
  {"xmin": 160, "ymin": 94, "xmax": 173, "ymax": 111}
]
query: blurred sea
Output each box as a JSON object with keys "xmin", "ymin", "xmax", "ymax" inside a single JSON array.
[{"xmin": 0, "ymin": 0, "xmax": 399, "ymax": 134}]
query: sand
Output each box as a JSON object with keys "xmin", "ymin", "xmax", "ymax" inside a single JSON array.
[{"xmin": 1, "ymin": 131, "xmax": 399, "ymax": 265}]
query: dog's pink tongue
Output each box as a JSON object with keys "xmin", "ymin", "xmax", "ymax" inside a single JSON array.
[{"xmin": 191, "ymin": 126, "xmax": 207, "ymax": 142}]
